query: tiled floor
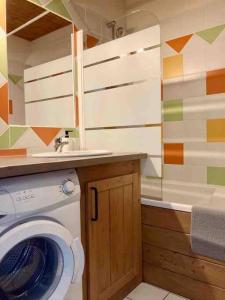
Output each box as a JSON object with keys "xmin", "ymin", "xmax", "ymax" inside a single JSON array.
[{"xmin": 124, "ymin": 283, "xmax": 189, "ymax": 300}]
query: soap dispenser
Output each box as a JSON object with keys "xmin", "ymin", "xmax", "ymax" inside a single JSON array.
[{"xmin": 60, "ymin": 130, "xmax": 75, "ymax": 152}]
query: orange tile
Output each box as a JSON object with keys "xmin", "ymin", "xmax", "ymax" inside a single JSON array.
[
  {"xmin": 206, "ymin": 68, "xmax": 225, "ymax": 95},
  {"xmin": 164, "ymin": 143, "xmax": 184, "ymax": 164},
  {"xmin": 87, "ymin": 35, "xmax": 99, "ymax": 48},
  {"xmin": 0, "ymin": 83, "xmax": 9, "ymax": 124},
  {"xmin": 166, "ymin": 34, "xmax": 193, "ymax": 53},
  {"xmin": 163, "ymin": 54, "xmax": 183, "ymax": 80},
  {"xmin": 0, "ymin": 148, "xmax": 27, "ymax": 157},
  {"xmin": 207, "ymin": 119, "xmax": 225, "ymax": 142},
  {"xmin": 32, "ymin": 127, "xmax": 61, "ymax": 145}
]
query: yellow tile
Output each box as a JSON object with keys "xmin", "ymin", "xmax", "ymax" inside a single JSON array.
[
  {"xmin": 163, "ymin": 54, "xmax": 183, "ymax": 79},
  {"xmin": 207, "ymin": 119, "xmax": 225, "ymax": 142}
]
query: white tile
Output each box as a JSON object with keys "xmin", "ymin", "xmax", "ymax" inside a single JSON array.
[
  {"xmin": 162, "ymin": 180, "xmax": 213, "ymax": 205},
  {"xmin": 127, "ymin": 283, "xmax": 169, "ymax": 300},
  {"xmin": 205, "ymin": 30, "xmax": 225, "ymax": 72},
  {"xmin": 183, "ymin": 93, "xmax": 225, "ymax": 121},
  {"xmin": 205, "ymin": 0, "xmax": 225, "ymax": 28},
  {"xmin": 182, "ymin": 72, "xmax": 206, "ymax": 99},
  {"xmin": 163, "ymin": 120, "xmax": 206, "ymax": 143},
  {"xmin": 141, "ymin": 176, "xmax": 162, "ymax": 199},
  {"xmin": 0, "ymin": 119, "xmax": 8, "ymax": 136},
  {"xmin": 163, "ymin": 77, "xmax": 184, "ymax": 101},
  {"xmin": 166, "ymin": 293, "xmax": 189, "ymax": 300},
  {"xmin": 0, "ymin": 72, "xmax": 7, "ymax": 89},
  {"xmin": 181, "ymin": 1, "xmax": 206, "ymax": 36},
  {"xmin": 184, "ymin": 142, "xmax": 225, "ymax": 166},
  {"xmin": 182, "ymin": 35, "xmax": 206, "ymax": 75},
  {"xmin": 163, "ymin": 165, "xmax": 207, "ymax": 184},
  {"xmin": 163, "ymin": 73, "xmax": 206, "ymax": 101}
]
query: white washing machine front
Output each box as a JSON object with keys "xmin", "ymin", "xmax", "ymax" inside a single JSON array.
[
  {"xmin": 0, "ymin": 169, "xmax": 84, "ymax": 300},
  {"xmin": 0, "ymin": 219, "xmax": 84, "ymax": 300}
]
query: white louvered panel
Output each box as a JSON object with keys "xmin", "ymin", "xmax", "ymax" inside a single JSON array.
[
  {"xmin": 85, "ymin": 127, "xmax": 162, "ymax": 177},
  {"xmin": 85, "ymin": 127, "xmax": 161, "ymax": 155},
  {"xmin": 82, "ymin": 26, "xmax": 161, "ymax": 178},
  {"xmin": 24, "ymin": 55, "xmax": 72, "ymax": 82},
  {"xmin": 84, "ymin": 48, "xmax": 160, "ymax": 91},
  {"xmin": 24, "ymin": 72, "xmax": 73, "ymax": 102},
  {"xmin": 25, "ymin": 96, "xmax": 74, "ymax": 127},
  {"xmin": 84, "ymin": 80, "xmax": 161, "ymax": 128},
  {"xmin": 83, "ymin": 25, "xmax": 160, "ymax": 66}
]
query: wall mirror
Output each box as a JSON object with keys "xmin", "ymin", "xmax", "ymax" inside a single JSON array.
[{"xmin": 6, "ymin": 0, "xmax": 75, "ymax": 127}]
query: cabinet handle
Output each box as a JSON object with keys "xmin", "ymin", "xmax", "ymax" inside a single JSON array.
[{"xmin": 91, "ymin": 187, "xmax": 98, "ymax": 221}]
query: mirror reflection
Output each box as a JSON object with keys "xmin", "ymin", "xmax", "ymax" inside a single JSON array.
[{"xmin": 7, "ymin": 0, "xmax": 74, "ymax": 127}]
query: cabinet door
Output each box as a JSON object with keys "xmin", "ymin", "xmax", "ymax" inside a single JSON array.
[{"xmin": 87, "ymin": 174, "xmax": 141, "ymax": 300}]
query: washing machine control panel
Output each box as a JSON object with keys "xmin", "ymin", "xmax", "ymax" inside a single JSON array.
[
  {"xmin": 14, "ymin": 190, "xmax": 36, "ymax": 202},
  {"xmin": 0, "ymin": 169, "xmax": 80, "ymax": 217}
]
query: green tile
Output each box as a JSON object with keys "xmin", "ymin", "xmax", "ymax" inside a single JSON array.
[
  {"xmin": 196, "ymin": 24, "xmax": 225, "ymax": 44},
  {"xmin": 163, "ymin": 99, "xmax": 183, "ymax": 122},
  {"xmin": 0, "ymin": 129, "xmax": 10, "ymax": 149},
  {"xmin": 46, "ymin": 0, "xmax": 72, "ymax": 20},
  {"xmin": 10, "ymin": 126, "xmax": 28, "ymax": 146},
  {"xmin": 207, "ymin": 167, "xmax": 225, "ymax": 186}
]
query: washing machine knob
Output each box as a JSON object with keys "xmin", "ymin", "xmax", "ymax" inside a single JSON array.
[{"xmin": 62, "ymin": 180, "xmax": 75, "ymax": 194}]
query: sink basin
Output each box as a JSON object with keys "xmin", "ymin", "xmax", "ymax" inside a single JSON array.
[{"xmin": 32, "ymin": 150, "xmax": 112, "ymax": 158}]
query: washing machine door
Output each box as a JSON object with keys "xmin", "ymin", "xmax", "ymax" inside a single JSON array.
[{"xmin": 0, "ymin": 220, "xmax": 84, "ymax": 300}]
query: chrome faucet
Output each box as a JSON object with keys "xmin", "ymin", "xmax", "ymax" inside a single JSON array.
[{"xmin": 55, "ymin": 137, "xmax": 69, "ymax": 152}]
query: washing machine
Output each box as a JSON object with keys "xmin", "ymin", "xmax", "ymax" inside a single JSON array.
[{"xmin": 0, "ymin": 169, "xmax": 84, "ymax": 300}]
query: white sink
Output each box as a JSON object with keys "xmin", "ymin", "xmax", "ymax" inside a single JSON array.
[{"xmin": 32, "ymin": 150, "xmax": 112, "ymax": 158}]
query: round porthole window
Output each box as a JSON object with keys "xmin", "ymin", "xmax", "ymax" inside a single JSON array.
[{"xmin": 0, "ymin": 237, "xmax": 63, "ymax": 300}]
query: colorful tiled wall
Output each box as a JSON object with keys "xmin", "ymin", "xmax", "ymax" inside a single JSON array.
[
  {"xmin": 0, "ymin": 0, "xmax": 80, "ymax": 156},
  {"xmin": 141, "ymin": 1, "xmax": 225, "ymax": 204},
  {"xmin": 162, "ymin": 6, "xmax": 225, "ymax": 203}
]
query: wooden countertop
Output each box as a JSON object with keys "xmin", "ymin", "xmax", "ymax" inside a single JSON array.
[{"xmin": 0, "ymin": 152, "xmax": 147, "ymax": 178}]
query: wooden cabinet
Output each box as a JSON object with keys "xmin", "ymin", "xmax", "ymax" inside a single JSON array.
[{"xmin": 86, "ymin": 173, "xmax": 141, "ymax": 300}]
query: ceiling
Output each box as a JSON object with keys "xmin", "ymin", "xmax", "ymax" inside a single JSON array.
[{"xmin": 7, "ymin": 0, "xmax": 71, "ymax": 41}]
